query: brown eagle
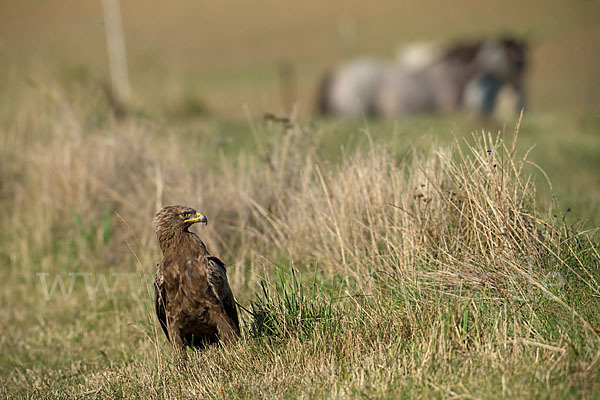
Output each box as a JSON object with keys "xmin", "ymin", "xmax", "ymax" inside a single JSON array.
[{"xmin": 153, "ymin": 205, "xmax": 240, "ymax": 354}]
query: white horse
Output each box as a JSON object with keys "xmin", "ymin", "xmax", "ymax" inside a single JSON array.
[{"xmin": 317, "ymin": 59, "xmax": 387, "ymax": 117}]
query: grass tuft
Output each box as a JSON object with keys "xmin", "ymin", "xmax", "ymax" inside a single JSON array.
[{"xmin": 248, "ymin": 266, "xmax": 338, "ymax": 339}]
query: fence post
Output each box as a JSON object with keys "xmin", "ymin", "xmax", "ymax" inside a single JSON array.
[{"xmin": 102, "ymin": 0, "xmax": 131, "ymax": 109}]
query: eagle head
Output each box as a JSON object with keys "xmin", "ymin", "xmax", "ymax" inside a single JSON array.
[{"xmin": 154, "ymin": 205, "xmax": 207, "ymax": 249}]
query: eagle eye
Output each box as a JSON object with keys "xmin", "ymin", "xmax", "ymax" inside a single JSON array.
[{"xmin": 182, "ymin": 211, "xmax": 192, "ymax": 219}]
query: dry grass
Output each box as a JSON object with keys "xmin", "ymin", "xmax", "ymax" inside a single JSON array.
[{"xmin": 1, "ymin": 88, "xmax": 599, "ymax": 398}]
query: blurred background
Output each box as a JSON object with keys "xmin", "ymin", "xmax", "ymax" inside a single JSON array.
[
  {"xmin": 1, "ymin": 0, "xmax": 599, "ymax": 221},
  {"xmin": 1, "ymin": 0, "xmax": 599, "ymax": 116}
]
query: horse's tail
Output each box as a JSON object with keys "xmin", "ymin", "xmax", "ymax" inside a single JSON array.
[{"xmin": 316, "ymin": 69, "xmax": 334, "ymax": 115}]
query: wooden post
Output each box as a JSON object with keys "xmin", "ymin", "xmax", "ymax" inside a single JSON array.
[
  {"xmin": 278, "ymin": 60, "xmax": 297, "ymax": 115},
  {"xmin": 102, "ymin": 0, "xmax": 131, "ymax": 109}
]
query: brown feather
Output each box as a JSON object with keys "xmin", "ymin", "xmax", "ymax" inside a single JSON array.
[{"xmin": 153, "ymin": 205, "xmax": 240, "ymax": 354}]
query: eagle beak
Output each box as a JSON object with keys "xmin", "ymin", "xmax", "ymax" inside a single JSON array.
[{"xmin": 185, "ymin": 212, "xmax": 208, "ymax": 225}]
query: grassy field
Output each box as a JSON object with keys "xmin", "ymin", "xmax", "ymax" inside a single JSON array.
[
  {"xmin": 0, "ymin": 86, "xmax": 599, "ymax": 398},
  {"xmin": 1, "ymin": 0, "xmax": 600, "ymax": 398}
]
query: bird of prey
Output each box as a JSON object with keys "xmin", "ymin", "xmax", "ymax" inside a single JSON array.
[{"xmin": 153, "ymin": 205, "xmax": 240, "ymax": 355}]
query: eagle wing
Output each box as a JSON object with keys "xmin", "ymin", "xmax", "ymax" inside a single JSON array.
[
  {"xmin": 207, "ymin": 256, "xmax": 240, "ymax": 334},
  {"xmin": 154, "ymin": 269, "xmax": 170, "ymax": 342}
]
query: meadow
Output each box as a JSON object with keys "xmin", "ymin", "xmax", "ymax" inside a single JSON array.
[{"xmin": 1, "ymin": 0, "xmax": 599, "ymax": 398}]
